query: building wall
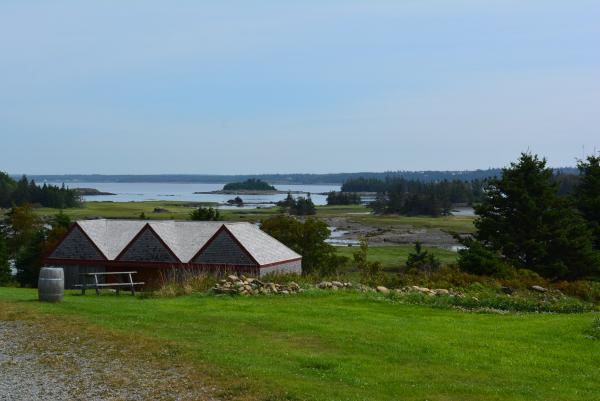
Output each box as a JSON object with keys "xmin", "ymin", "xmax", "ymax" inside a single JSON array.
[
  {"xmin": 44, "ymin": 264, "xmax": 106, "ymax": 289},
  {"xmin": 118, "ymin": 228, "xmax": 178, "ymax": 263},
  {"xmin": 193, "ymin": 230, "xmax": 256, "ymax": 266},
  {"xmin": 259, "ymin": 259, "xmax": 302, "ymax": 277},
  {"xmin": 50, "ymin": 227, "xmax": 104, "ymax": 260}
]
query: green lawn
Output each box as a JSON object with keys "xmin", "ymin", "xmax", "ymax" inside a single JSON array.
[
  {"xmin": 1, "ymin": 288, "xmax": 599, "ymax": 401},
  {"xmin": 335, "ymin": 244, "xmax": 458, "ymax": 269}
]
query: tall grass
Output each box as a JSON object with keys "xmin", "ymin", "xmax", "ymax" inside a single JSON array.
[{"xmin": 151, "ymin": 267, "xmax": 218, "ymax": 298}]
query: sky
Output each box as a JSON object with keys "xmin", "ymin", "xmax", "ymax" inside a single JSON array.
[{"xmin": 1, "ymin": 0, "xmax": 599, "ymax": 174}]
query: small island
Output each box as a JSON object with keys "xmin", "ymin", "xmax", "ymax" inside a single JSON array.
[
  {"xmin": 195, "ymin": 179, "xmax": 288, "ymax": 195},
  {"xmin": 223, "ymin": 179, "xmax": 276, "ymax": 191},
  {"xmin": 73, "ymin": 187, "xmax": 116, "ymax": 196}
]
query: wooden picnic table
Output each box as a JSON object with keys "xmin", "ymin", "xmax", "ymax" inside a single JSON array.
[{"xmin": 75, "ymin": 271, "xmax": 144, "ymax": 296}]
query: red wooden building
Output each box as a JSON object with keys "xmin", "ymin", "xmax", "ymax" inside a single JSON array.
[{"xmin": 44, "ymin": 219, "xmax": 302, "ymax": 288}]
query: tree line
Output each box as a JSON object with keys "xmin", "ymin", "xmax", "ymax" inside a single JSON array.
[
  {"xmin": 29, "ymin": 168, "xmax": 571, "ymax": 185},
  {"xmin": 0, "ymin": 173, "xmax": 80, "ymax": 209},
  {"xmin": 366, "ymin": 178, "xmax": 485, "ymax": 216}
]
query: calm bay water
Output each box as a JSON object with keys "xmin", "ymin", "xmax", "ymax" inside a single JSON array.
[{"xmin": 47, "ymin": 182, "xmax": 340, "ymax": 206}]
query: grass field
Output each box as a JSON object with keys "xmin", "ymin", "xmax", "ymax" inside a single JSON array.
[
  {"xmin": 334, "ymin": 244, "xmax": 458, "ymax": 269},
  {"xmin": 32, "ymin": 201, "xmax": 281, "ymax": 221},
  {"xmin": 28, "ymin": 202, "xmax": 476, "ymax": 235},
  {"xmin": 1, "ymin": 288, "xmax": 599, "ymax": 401},
  {"xmin": 349, "ymin": 213, "xmax": 476, "ymax": 233}
]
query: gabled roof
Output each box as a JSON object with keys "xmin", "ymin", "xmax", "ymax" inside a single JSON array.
[
  {"xmin": 224, "ymin": 223, "xmax": 301, "ymax": 265},
  {"xmin": 147, "ymin": 221, "xmax": 222, "ymax": 263},
  {"xmin": 77, "ymin": 220, "xmax": 146, "ymax": 260},
  {"xmin": 66, "ymin": 219, "xmax": 300, "ymax": 266}
]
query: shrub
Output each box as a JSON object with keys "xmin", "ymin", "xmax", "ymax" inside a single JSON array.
[
  {"xmin": 190, "ymin": 206, "xmax": 221, "ymax": 221},
  {"xmin": 354, "ymin": 238, "xmax": 383, "ymax": 286},
  {"xmin": 405, "ymin": 242, "xmax": 441, "ymax": 273},
  {"xmin": 457, "ymin": 240, "xmax": 512, "ymax": 278}
]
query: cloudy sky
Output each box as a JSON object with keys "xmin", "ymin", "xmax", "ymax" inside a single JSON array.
[{"xmin": 1, "ymin": 1, "xmax": 599, "ymax": 174}]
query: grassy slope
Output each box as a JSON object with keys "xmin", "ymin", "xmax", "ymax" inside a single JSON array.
[{"xmin": 1, "ymin": 288, "xmax": 598, "ymax": 401}]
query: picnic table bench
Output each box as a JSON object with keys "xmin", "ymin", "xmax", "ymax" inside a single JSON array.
[{"xmin": 75, "ymin": 271, "xmax": 144, "ymax": 296}]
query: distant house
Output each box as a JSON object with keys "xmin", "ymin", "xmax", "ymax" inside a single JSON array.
[{"xmin": 45, "ymin": 219, "xmax": 302, "ymax": 288}]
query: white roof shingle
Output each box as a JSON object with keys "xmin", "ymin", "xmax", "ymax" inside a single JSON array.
[
  {"xmin": 74, "ymin": 219, "xmax": 300, "ymax": 265},
  {"xmin": 224, "ymin": 223, "xmax": 301, "ymax": 265}
]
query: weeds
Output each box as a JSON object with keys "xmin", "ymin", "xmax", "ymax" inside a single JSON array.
[
  {"xmin": 148, "ymin": 268, "xmax": 217, "ymax": 298},
  {"xmin": 585, "ymin": 318, "xmax": 600, "ymax": 339}
]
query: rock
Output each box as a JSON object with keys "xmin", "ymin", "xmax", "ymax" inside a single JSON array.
[
  {"xmin": 433, "ymin": 289, "xmax": 449, "ymax": 296},
  {"xmin": 376, "ymin": 286, "xmax": 390, "ymax": 294},
  {"xmin": 288, "ymin": 282, "xmax": 300, "ymax": 290},
  {"xmin": 530, "ymin": 285, "xmax": 547, "ymax": 293},
  {"xmin": 500, "ymin": 286, "xmax": 514, "ymax": 295},
  {"xmin": 227, "ymin": 274, "xmax": 238, "ymax": 282},
  {"xmin": 332, "ymin": 281, "xmax": 343, "ymax": 288}
]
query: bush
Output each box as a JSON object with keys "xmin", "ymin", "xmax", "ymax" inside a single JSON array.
[
  {"xmin": 190, "ymin": 206, "xmax": 221, "ymax": 221},
  {"xmin": 457, "ymin": 240, "xmax": 511, "ymax": 278},
  {"xmin": 354, "ymin": 238, "xmax": 383, "ymax": 286},
  {"xmin": 405, "ymin": 242, "xmax": 441, "ymax": 273}
]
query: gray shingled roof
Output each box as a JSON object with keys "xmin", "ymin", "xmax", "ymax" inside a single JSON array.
[
  {"xmin": 224, "ymin": 223, "xmax": 301, "ymax": 265},
  {"xmin": 75, "ymin": 219, "xmax": 301, "ymax": 265}
]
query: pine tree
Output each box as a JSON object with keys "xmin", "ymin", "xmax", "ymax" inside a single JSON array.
[
  {"xmin": 473, "ymin": 153, "xmax": 599, "ymax": 279},
  {"xmin": 574, "ymin": 155, "xmax": 600, "ymax": 249}
]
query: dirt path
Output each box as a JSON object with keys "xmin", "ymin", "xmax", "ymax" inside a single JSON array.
[{"xmin": 0, "ymin": 320, "xmax": 217, "ymax": 401}]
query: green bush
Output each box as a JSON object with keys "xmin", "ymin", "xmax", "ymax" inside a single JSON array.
[{"xmin": 457, "ymin": 240, "xmax": 512, "ymax": 277}]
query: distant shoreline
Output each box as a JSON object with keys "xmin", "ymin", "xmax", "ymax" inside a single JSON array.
[
  {"xmin": 195, "ymin": 190, "xmax": 306, "ymax": 195},
  {"xmin": 15, "ymin": 168, "xmax": 542, "ymax": 185}
]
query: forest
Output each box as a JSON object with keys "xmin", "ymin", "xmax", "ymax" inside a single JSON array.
[{"xmin": 0, "ymin": 173, "xmax": 79, "ymax": 209}]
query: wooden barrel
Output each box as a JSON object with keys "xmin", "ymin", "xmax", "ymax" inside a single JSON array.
[{"xmin": 38, "ymin": 267, "xmax": 64, "ymax": 302}]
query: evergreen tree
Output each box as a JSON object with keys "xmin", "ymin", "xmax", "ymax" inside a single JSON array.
[
  {"xmin": 15, "ymin": 227, "xmax": 46, "ymax": 287},
  {"xmin": 574, "ymin": 155, "xmax": 600, "ymax": 249},
  {"xmin": 473, "ymin": 153, "xmax": 599, "ymax": 279},
  {"xmin": 405, "ymin": 242, "xmax": 441, "ymax": 272}
]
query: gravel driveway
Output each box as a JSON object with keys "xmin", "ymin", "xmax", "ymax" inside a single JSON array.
[{"xmin": 0, "ymin": 320, "xmax": 216, "ymax": 401}]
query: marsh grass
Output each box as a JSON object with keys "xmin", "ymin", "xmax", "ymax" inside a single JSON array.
[{"xmin": 150, "ymin": 267, "xmax": 218, "ymax": 298}]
